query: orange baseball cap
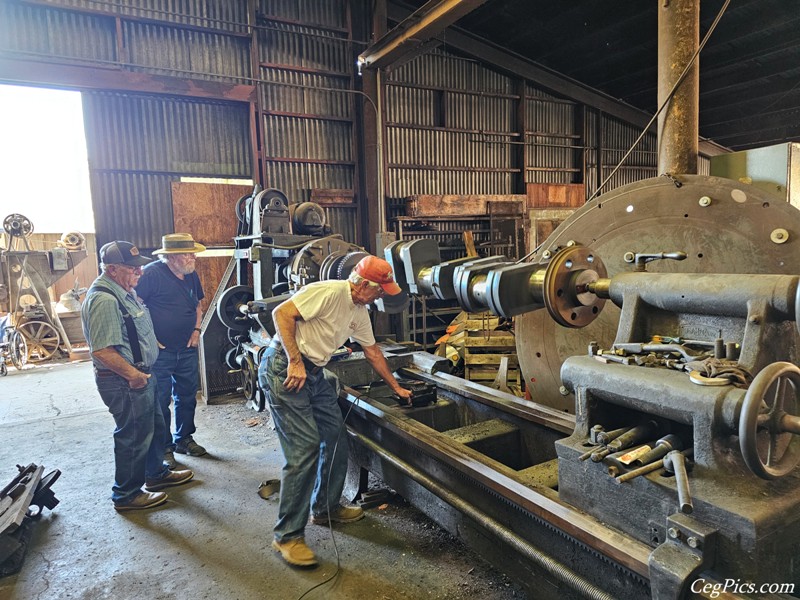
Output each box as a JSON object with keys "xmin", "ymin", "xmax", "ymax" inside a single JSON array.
[{"xmin": 354, "ymin": 255, "xmax": 402, "ymax": 295}]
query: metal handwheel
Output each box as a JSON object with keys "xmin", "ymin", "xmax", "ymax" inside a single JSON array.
[
  {"xmin": 216, "ymin": 285, "xmax": 254, "ymax": 331},
  {"xmin": 739, "ymin": 361, "xmax": 800, "ymax": 480}
]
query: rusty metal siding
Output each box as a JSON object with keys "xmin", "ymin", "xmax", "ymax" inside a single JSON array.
[
  {"xmin": 260, "ymin": 1, "xmax": 347, "ymax": 29},
  {"xmin": 260, "ymin": 68, "xmax": 351, "ymax": 118},
  {"xmin": 83, "ymin": 92, "xmax": 251, "ymax": 249},
  {"xmin": 525, "ymin": 84, "xmax": 579, "ymax": 185},
  {"xmin": 54, "ymin": 0, "xmax": 249, "ymax": 31},
  {"xmin": 257, "ymin": 1, "xmax": 356, "ymax": 242},
  {"xmin": 385, "ymin": 50, "xmax": 516, "ymax": 198},
  {"xmin": 124, "ymin": 21, "xmax": 251, "ymax": 80},
  {"xmin": 0, "ymin": 2, "xmax": 117, "ymax": 60},
  {"xmin": 262, "ymin": 161, "xmax": 352, "ymax": 204},
  {"xmin": 263, "ymin": 115, "xmax": 352, "ymax": 161},
  {"xmin": 584, "ymin": 109, "xmax": 658, "ymax": 198},
  {"xmin": 260, "ymin": 22, "xmax": 351, "ymax": 72}
]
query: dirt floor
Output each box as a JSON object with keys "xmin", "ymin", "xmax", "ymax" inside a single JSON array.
[{"xmin": 0, "ymin": 360, "xmax": 526, "ymax": 600}]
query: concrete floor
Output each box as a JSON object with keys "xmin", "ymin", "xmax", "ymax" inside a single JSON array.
[{"xmin": 0, "ymin": 361, "xmax": 525, "ymax": 600}]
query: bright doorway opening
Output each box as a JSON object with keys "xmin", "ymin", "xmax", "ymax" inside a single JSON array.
[{"xmin": 0, "ymin": 84, "xmax": 94, "ymax": 236}]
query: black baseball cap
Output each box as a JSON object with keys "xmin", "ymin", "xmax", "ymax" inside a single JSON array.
[{"xmin": 100, "ymin": 241, "xmax": 152, "ymax": 267}]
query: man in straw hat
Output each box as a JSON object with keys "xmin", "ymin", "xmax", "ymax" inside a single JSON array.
[
  {"xmin": 259, "ymin": 254, "xmax": 413, "ymax": 567},
  {"xmin": 136, "ymin": 233, "xmax": 208, "ymax": 468}
]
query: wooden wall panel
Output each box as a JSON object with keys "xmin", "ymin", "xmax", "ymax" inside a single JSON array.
[
  {"xmin": 527, "ymin": 183, "xmax": 585, "ymax": 208},
  {"xmin": 171, "ymin": 182, "xmax": 253, "ymax": 247},
  {"xmin": 171, "ymin": 182, "xmax": 252, "ymax": 315}
]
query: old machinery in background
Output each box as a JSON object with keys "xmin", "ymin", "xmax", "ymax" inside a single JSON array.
[
  {"xmin": 338, "ymin": 174, "xmax": 800, "ymax": 599},
  {"xmin": 200, "ymin": 187, "xmax": 407, "ymax": 408},
  {"xmin": 0, "ymin": 214, "xmax": 87, "ymax": 363}
]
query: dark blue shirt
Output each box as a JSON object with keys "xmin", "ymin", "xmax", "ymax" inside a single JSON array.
[{"xmin": 136, "ymin": 261, "xmax": 204, "ymax": 350}]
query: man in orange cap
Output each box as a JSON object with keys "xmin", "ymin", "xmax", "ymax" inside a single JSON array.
[{"xmin": 259, "ymin": 255, "xmax": 412, "ymax": 567}]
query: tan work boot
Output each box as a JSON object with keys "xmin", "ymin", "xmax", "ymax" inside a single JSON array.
[
  {"xmin": 311, "ymin": 504, "xmax": 364, "ymax": 525},
  {"xmin": 114, "ymin": 491, "xmax": 168, "ymax": 512},
  {"xmin": 272, "ymin": 537, "xmax": 318, "ymax": 567}
]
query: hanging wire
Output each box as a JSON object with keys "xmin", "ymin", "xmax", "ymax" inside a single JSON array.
[{"xmin": 586, "ymin": 0, "xmax": 731, "ymax": 203}]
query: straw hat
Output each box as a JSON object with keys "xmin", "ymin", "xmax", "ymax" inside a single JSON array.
[{"xmin": 152, "ymin": 233, "xmax": 206, "ymax": 255}]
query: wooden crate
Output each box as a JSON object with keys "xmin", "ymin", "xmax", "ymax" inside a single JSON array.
[{"xmin": 463, "ymin": 330, "xmax": 520, "ymax": 385}]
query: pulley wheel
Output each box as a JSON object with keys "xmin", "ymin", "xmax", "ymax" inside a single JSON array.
[
  {"xmin": 17, "ymin": 320, "xmax": 60, "ymax": 363},
  {"xmin": 240, "ymin": 353, "xmax": 257, "ymax": 401},
  {"xmin": 224, "ymin": 347, "xmax": 240, "ymax": 371},
  {"xmin": 9, "ymin": 330, "xmax": 27, "ymax": 370},
  {"xmin": 217, "ymin": 285, "xmax": 254, "ymax": 331},
  {"xmin": 3, "ymin": 214, "xmax": 34, "ymax": 238},
  {"xmin": 739, "ymin": 362, "xmax": 800, "ymax": 480}
]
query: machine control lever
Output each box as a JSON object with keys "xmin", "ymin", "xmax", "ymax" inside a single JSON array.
[
  {"xmin": 623, "ymin": 251, "xmax": 687, "ymax": 272},
  {"xmin": 664, "ymin": 450, "xmax": 694, "ymax": 514}
]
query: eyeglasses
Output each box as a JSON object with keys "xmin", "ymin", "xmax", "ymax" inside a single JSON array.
[{"xmin": 115, "ymin": 265, "xmax": 143, "ymax": 273}]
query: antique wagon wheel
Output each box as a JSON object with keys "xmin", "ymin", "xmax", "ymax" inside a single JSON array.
[{"xmin": 17, "ymin": 320, "xmax": 60, "ymax": 363}]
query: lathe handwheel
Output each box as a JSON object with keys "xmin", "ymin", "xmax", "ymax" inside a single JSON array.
[
  {"xmin": 739, "ymin": 362, "xmax": 800, "ymax": 480},
  {"xmin": 216, "ymin": 285, "xmax": 254, "ymax": 331}
]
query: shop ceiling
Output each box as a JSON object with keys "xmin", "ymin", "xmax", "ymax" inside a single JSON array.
[{"xmin": 380, "ymin": 0, "xmax": 800, "ymax": 151}]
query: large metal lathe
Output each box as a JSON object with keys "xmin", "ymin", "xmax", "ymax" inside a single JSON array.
[
  {"xmin": 215, "ymin": 175, "xmax": 800, "ymax": 599},
  {"xmin": 344, "ymin": 175, "xmax": 800, "ymax": 600}
]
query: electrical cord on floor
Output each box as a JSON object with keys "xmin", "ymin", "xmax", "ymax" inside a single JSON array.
[{"xmin": 296, "ymin": 383, "xmax": 372, "ymax": 600}]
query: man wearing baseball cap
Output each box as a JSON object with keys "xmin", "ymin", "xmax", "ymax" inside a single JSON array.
[
  {"xmin": 259, "ymin": 254, "xmax": 412, "ymax": 567},
  {"xmin": 82, "ymin": 241, "xmax": 194, "ymax": 512}
]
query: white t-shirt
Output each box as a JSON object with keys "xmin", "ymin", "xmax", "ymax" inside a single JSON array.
[{"xmin": 279, "ymin": 280, "xmax": 375, "ymax": 366}]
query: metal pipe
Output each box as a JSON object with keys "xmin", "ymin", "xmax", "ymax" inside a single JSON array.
[
  {"xmin": 657, "ymin": 0, "xmax": 699, "ymax": 175},
  {"xmin": 352, "ymin": 431, "xmax": 619, "ymax": 600}
]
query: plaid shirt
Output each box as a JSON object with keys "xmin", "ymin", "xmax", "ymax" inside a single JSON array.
[{"xmin": 81, "ymin": 273, "xmax": 159, "ymax": 367}]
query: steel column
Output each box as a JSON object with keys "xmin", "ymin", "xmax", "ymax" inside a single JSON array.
[{"xmin": 657, "ymin": 0, "xmax": 699, "ymax": 175}]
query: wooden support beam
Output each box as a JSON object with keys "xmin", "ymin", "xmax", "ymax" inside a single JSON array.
[{"xmin": 0, "ymin": 56, "xmax": 257, "ymax": 103}]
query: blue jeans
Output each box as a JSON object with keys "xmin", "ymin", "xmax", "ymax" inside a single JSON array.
[
  {"xmin": 95, "ymin": 374, "xmax": 169, "ymax": 505},
  {"xmin": 152, "ymin": 347, "xmax": 199, "ymax": 450},
  {"xmin": 258, "ymin": 347, "xmax": 348, "ymax": 542}
]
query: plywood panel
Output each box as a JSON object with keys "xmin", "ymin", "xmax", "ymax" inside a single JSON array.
[
  {"xmin": 171, "ymin": 182, "xmax": 253, "ymax": 247},
  {"xmin": 195, "ymin": 254, "xmax": 235, "ymax": 315},
  {"xmin": 526, "ymin": 183, "xmax": 585, "ymax": 208},
  {"xmin": 406, "ymin": 194, "xmax": 527, "ymax": 217}
]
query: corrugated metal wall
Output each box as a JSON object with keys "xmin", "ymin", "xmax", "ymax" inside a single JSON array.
[
  {"xmin": 386, "ymin": 50, "xmax": 516, "ymax": 198},
  {"xmin": 384, "ymin": 47, "xmax": 665, "ymax": 207},
  {"xmin": 83, "ymin": 92, "xmax": 251, "ymax": 250},
  {"xmin": 1, "ymin": 0, "xmax": 686, "ymax": 247},
  {"xmin": 585, "ymin": 110, "xmax": 658, "ymax": 199},
  {"xmin": 257, "ymin": 4, "xmax": 358, "ymax": 242}
]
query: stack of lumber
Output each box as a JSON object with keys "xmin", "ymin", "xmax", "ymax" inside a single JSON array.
[
  {"xmin": 463, "ymin": 329, "xmax": 520, "ymax": 389},
  {"xmin": 435, "ymin": 312, "xmax": 521, "ymax": 395}
]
